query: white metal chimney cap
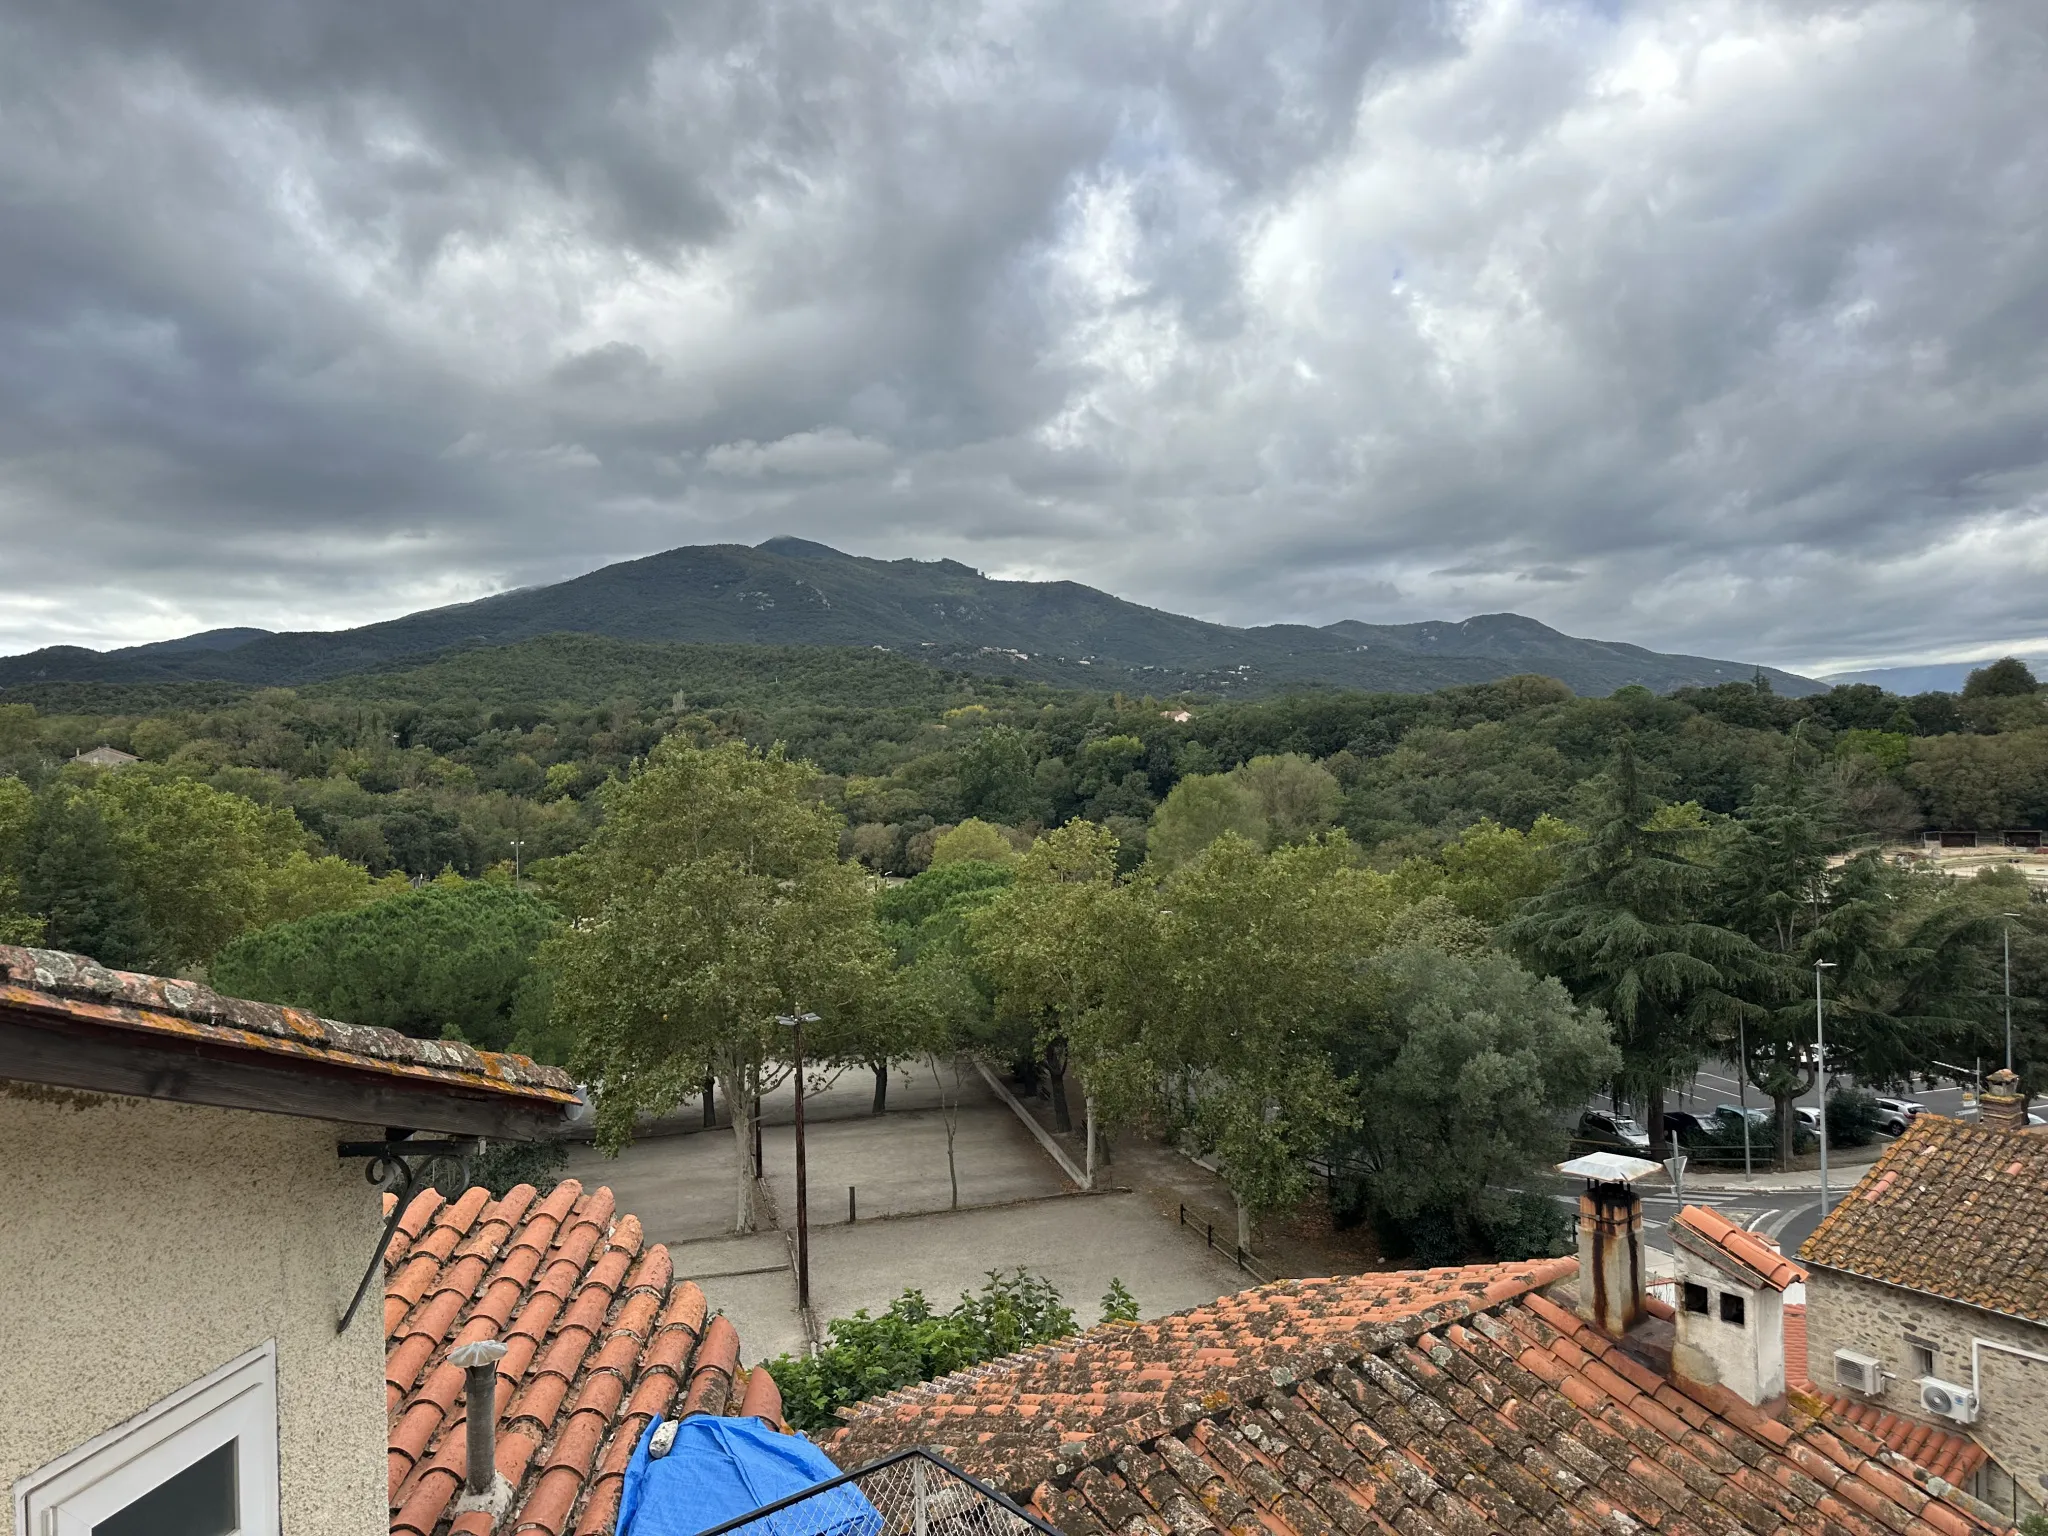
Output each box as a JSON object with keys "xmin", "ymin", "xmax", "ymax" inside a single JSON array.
[{"xmin": 1556, "ymin": 1152, "xmax": 1664, "ymax": 1183}]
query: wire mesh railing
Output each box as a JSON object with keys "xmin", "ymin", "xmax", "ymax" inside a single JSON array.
[{"xmin": 691, "ymin": 1448, "xmax": 1063, "ymax": 1536}]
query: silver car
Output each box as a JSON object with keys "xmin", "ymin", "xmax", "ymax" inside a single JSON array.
[{"xmin": 1873, "ymin": 1096, "xmax": 1924, "ymax": 1136}]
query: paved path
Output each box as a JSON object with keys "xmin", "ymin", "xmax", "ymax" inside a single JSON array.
[{"xmin": 564, "ymin": 1065, "xmax": 1255, "ymax": 1366}]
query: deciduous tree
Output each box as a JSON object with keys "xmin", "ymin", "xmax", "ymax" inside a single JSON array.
[
  {"xmin": 969, "ymin": 821, "xmax": 1133, "ymax": 1133},
  {"xmin": 1127, "ymin": 834, "xmax": 1392, "ymax": 1250},
  {"xmin": 1333, "ymin": 945, "xmax": 1616, "ymax": 1240},
  {"xmin": 547, "ymin": 740, "xmax": 888, "ymax": 1232}
]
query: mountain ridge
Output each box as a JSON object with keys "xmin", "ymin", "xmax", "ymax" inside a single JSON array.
[{"xmin": 0, "ymin": 538, "xmax": 1821, "ymax": 698}]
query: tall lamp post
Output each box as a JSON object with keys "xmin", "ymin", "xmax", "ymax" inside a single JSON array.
[
  {"xmin": 509, "ymin": 838, "xmax": 525, "ymax": 885},
  {"xmin": 1815, "ymin": 960, "xmax": 1836, "ymax": 1216},
  {"xmin": 1737, "ymin": 1018, "xmax": 1752, "ymax": 1179},
  {"xmin": 2004, "ymin": 913, "xmax": 2024, "ymax": 1073},
  {"xmin": 777, "ymin": 1012, "xmax": 821, "ymax": 1315}
]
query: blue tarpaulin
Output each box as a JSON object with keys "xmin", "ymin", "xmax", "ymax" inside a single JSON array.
[{"xmin": 616, "ymin": 1415, "xmax": 883, "ymax": 1536}]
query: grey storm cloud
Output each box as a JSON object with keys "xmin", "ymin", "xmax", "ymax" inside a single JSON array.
[{"xmin": 2, "ymin": 0, "xmax": 2044, "ymax": 673}]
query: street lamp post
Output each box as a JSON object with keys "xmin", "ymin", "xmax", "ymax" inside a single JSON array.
[
  {"xmin": 2004, "ymin": 913, "xmax": 2024, "ymax": 1074},
  {"xmin": 1737, "ymin": 1018, "xmax": 1752, "ymax": 1179},
  {"xmin": 777, "ymin": 1012, "xmax": 821, "ymax": 1316},
  {"xmin": 509, "ymin": 838, "xmax": 525, "ymax": 884},
  {"xmin": 1815, "ymin": 960, "xmax": 1836, "ymax": 1216}
]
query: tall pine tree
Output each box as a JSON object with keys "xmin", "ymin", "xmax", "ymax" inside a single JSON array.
[
  {"xmin": 21, "ymin": 786, "xmax": 149, "ymax": 968},
  {"xmin": 1503, "ymin": 744, "xmax": 1757, "ymax": 1152}
]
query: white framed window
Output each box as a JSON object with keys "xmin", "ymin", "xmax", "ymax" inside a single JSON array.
[{"xmin": 13, "ymin": 1340, "xmax": 279, "ymax": 1536}]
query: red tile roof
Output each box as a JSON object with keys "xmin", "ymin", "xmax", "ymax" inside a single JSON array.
[
  {"xmin": 829, "ymin": 1258, "xmax": 1578, "ymax": 1481},
  {"xmin": 1784, "ymin": 1305, "xmax": 1988, "ymax": 1489},
  {"xmin": 1674, "ymin": 1204, "xmax": 1808, "ymax": 1290},
  {"xmin": 1803, "ymin": 1114, "xmax": 2048, "ymax": 1322},
  {"xmin": 1814, "ymin": 1395, "xmax": 1989, "ymax": 1486},
  {"xmin": 0, "ymin": 944, "xmax": 576, "ymax": 1108},
  {"xmin": 834, "ymin": 1261, "xmax": 2012, "ymax": 1536},
  {"xmin": 383, "ymin": 1179, "xmax": 782, "ymax": 1536}
]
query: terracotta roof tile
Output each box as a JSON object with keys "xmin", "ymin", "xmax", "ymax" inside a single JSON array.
[
  {"xmin": 834, "ymin": 1260, "xmax": 2013, "ymax": 1536},
  {"xmin": 1673, "ymin": 1206, "xmax": 1806, "ymax": 1291},
  {"xmin": 383, "ymin": 1179, "xmax": 784, "ymax": 1536},
  {"xmin": 1802, "ymin": 1115, "xmax": 2048, "ymax": 1322},
  {"xmin": 1809, "ymin": 1394, "xmax": 1988, "ymax": 1485},
  {"xmin": 0, "ymin": 944, "xmax": 575, "ymax": 1109}
]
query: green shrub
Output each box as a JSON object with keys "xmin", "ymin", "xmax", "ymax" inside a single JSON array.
[
  {"xmin": 1396, "ymin": 1206, "xmax": 1468, "ymax": 1267},
  {"xmin": 1477, "ymin": 1190, "xmax": 1574, "ymax": 1260},
  {"xmin": 1827, "ymin": 1087, "xmax": 1885, "ymax": 1149},
  {"xmin": 1098, "ymin": 1278, "xmax": 1140, "ymax": 1325},
  {"xmin": 768, "ymin": 1270, "xmax": 1077, "ymax": 1431}
]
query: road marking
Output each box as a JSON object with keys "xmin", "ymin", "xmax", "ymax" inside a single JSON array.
[
  {"xmin": 1746, "ymin": 1209, "xmax": 1780, "ymax": 1232},
  {"xmin": 1759, "ymin": 1207, "xmax": 1803, "ymax": 1240}
]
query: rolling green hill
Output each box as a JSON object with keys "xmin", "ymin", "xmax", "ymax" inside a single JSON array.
[{"xmin": 0, "ymin": 537, "xmax": 1819, "ymax": 698}]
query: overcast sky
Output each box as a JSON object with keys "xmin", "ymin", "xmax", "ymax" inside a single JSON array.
[{"xmin": 3, "ymin": 0, "xmax": 2044, "ymax": 674}]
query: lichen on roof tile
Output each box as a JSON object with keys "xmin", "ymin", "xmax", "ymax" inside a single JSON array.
[
  {"xmin": 1802, "ymin": 1114, "xmax": 2048, "ymax": 1322},
  {"xmin": 1, "ymin": 942, "xmax": 576, "ymax": 1102},
  {"xmin": 831, "ymin": 1257, "xmax": 2012, "ymax": 1536}
]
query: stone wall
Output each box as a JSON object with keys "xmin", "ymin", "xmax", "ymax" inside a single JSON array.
[{"xmin": 1807, "ymin": 1265, "xmax": 2048, "ymax": 1518}]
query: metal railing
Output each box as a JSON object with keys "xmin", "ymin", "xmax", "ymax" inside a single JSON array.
[
  {"xmin": 691, "ymin": 1447, "xmax": 1062, "ymax": 1536},
  {"xmin": 1177, "ymin": 1203, "xmax": 1272, "ymax": 1283}
]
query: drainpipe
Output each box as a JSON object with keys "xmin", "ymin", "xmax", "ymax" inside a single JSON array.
[
  {"xmin": 1971, "ymin": 1336, "xmax": 2048, "ymax": 1402},
  {"xmin": 449, "ymin": 1339, "xmax": 509, "ymax": 1496}
]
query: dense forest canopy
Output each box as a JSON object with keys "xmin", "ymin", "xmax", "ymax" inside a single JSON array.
[
  {"xmin": 2, "ymin": 636, "xmax": 2041, "ymax": 892},
  {"xmin": 5, "ymin": 635, "xmax": 2044, "ymax": 1262},
  {"xmin": 0, "ymin": 643, "xmax": 2040, "ymax": 1018}
]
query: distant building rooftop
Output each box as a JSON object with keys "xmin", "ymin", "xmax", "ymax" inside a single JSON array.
[{"xmin": 71, "ymin": 744, "xmax": 139, "ymax": 767}]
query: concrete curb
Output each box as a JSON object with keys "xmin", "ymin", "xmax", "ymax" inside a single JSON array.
[{"xmin": 972, "ymin": 1059, "xmax": 1090, "ymax": 1189}]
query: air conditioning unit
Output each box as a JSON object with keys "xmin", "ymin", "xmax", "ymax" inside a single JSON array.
[
  {"xmin": 1920, "ymin": 1378, "xmax": 1981, "ymax": 1424},
  {"xmin": 1834, "ymin": 1350, "xmax": 1883, "ymax": 1394}
]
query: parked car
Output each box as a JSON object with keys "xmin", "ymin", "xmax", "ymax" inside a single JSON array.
[
  {"xmin": 1716, "ymin": 1103, "xmax": 1771, "ymax": 1128},
  {"xmin": 1663, "ymin": 1110, "xmax": 1709, "ymax": 1141},
  {"xmin": 1577, "ymin": 1109, "xmax": 1650, "ymax": 1154},
  {"xmin": 1873, "ymin": 1096, "xmax": 1924, "ymax": 1136}
]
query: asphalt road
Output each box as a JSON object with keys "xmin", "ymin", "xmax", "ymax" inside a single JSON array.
[
  {"xmin": 1545, "ymin": 1184, "xmax": 1829, "ymax": 1264},
  {"xmin": 1644, "ymin": 1188, "xmax": 1827, "ymax": 1257},
  {"xmin": 1666, "ymin": 1059, "xmax": 1982, "ymax": 1124},
  {"xmin": 1566, "ymin": 1057, "xmax": 2001, "ymax": 1268}
]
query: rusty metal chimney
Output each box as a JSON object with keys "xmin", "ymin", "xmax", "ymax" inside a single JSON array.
[
  {"xmin": 1558, "ymin": 1153, "xmax": 1662, "ymax": 1337},
  {"xmin": 448, "ymin": 1339, "xmax": 508, "ymax": 1496}
]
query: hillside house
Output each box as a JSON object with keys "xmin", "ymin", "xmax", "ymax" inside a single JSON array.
[{"xmin": 1802, "ymin": 1082, "xmax": 2048, "ymax": 1523}]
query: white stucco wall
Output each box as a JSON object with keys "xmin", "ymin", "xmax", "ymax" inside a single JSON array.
[
  {"xmin": 1670, "ymin": 1248, "xmax": 1785, "ymax": 1405},
  {"xmin": 0, "ymin": 1085, "xmax": 388, "ymax": 1536}
]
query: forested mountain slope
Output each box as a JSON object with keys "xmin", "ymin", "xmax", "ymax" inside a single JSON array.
[{"xmin": 0, "ymin": 538, "xmax": 1818, "ymax": 697}]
